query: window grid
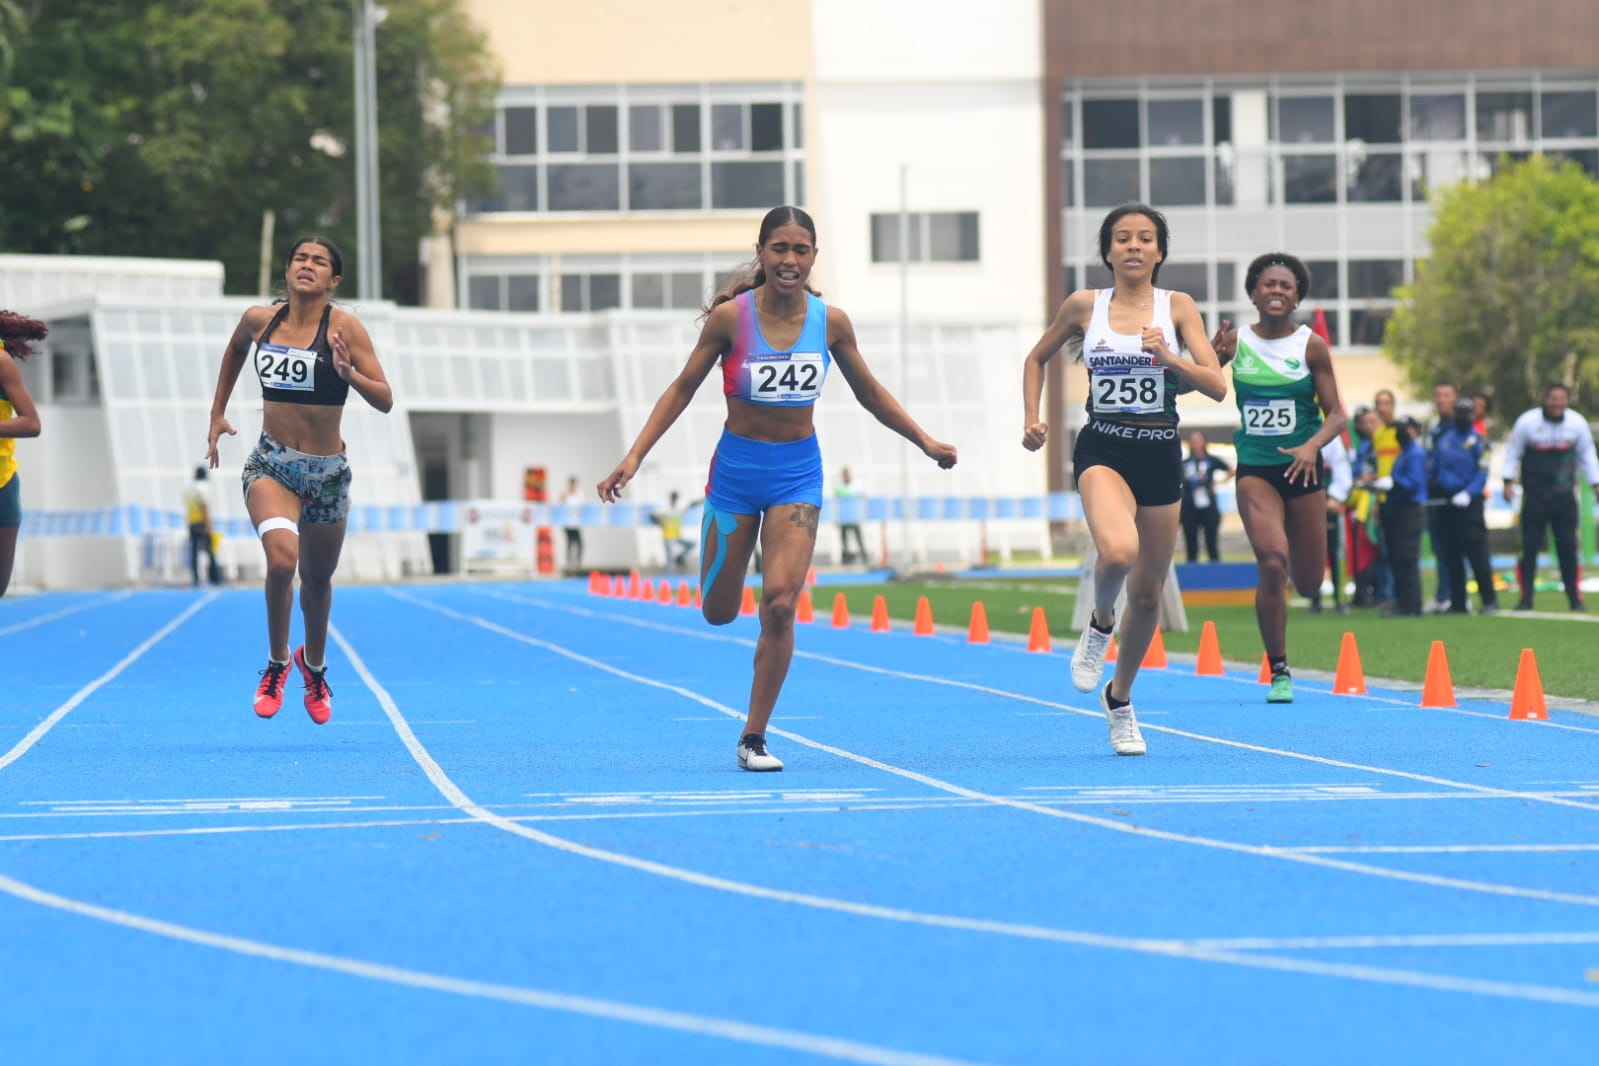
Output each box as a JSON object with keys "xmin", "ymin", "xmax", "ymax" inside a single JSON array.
[
  {"xmin": 469, "ymin": 83, "xmax": 806, "ymax": 217},
  {"xmin": 1061, "ymin": 71, "xmax": 1599, "ymax": 348},
  {"xmin": 461, "ymin": 252, "xmax": 746, "ymax": 315}
]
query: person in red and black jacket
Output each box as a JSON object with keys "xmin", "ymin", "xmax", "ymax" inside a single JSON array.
[{"xmin": 1501, "ymin": 384, "xmax": 1599, "ymax": 611}]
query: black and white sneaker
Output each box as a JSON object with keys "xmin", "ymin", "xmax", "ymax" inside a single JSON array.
[{"xmin": 736, "ymin": 733, "xmax": 784, "ymax": 772}]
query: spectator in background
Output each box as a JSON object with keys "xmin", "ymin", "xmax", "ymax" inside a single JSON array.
[
  {"xmin": 652, "ymin": 490, "xmax": 695, "ymax": 573},
  {"xmin": 833, "ymin": 465, "xmax": 867, "ymax": 564},
  {"xmin": 1310, "ymin": 431, "xmax": 1353, "ymax": 614},
  {"xmin": 1348, "ymin": 406, "xmax": 1384, "ymax": 608},
  {"xmin": 1501, "ymin": 383, "xmax": 1599, "ymax": 611},
  {"xmin": 1424, "ymin": 381, "xmax": 1460, "ymax": 613},
  {"xmin": 1471, "ymin": 393, "xmax": 1492, "ymax": 440},
  {"xmin": 1368, "ymin": 388, "xmax": 1400, "ymax": 606},
  {"xmin": 1179, "ymin": 430, "xmax": 1230, "ymax": 563},
  {"xmin": 185, "ymin": 465, "xmax": 220, "ymax": 587},
  {"xmin": 1430, "ymin": 396, "xmax": 1498, "ymax": 614},
  {"xmin": 560, "ymin": 474, "xmax": 584, "ymax": 571},
  {"xmin": 1374, "ymin": 416, "xmax": 1427, "ymax": 616}
]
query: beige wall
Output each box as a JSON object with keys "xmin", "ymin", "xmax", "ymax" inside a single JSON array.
[
  {"xmin": 454, "ymin": 217, "xmax": 759, "ymax": 258},
  {"xmin": 463, "ymin": 0, "xmax": 812, "ymax": 84}
]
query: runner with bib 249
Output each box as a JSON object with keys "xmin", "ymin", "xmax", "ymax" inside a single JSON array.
[{"xmin": 1211, "ymin": 252, "xmax": 1346, "ymax": 705}]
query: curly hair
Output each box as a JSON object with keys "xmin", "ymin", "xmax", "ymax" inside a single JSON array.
[{"xmin": 0, "ymin": 310, "xmax": 49, "ymax": 361}]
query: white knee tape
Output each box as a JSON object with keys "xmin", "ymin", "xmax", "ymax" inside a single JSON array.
[{"xmin": 256, "ymin": 516, "xmax": 300, "ymax": 538}]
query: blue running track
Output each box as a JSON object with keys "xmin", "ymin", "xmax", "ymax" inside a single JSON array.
[{"xmin": 3, "ymin": 582, "xmax": 1599, "ymax": 1064}]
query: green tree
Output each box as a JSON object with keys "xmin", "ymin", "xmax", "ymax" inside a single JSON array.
[
  {"xmin": 0, "ymin": 0, "xmax": 498, "ymax": 302},
  {"xmin": 1385, "ymin": 155, "xmax": 1599, "ymax": 416}
]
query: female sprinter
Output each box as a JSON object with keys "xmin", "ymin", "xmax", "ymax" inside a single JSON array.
[
  {"xmin": 0, "ymin": 311, "xmax": 46, "ymax": 597},
  {"xmin": 205, "ymin": 237, "xmax": 393, "ymax": 724},
  {"xmin": 1211, "ymin": 253, "xmax": 1344, "ymax": 702},
  {"xmin": 1021, "ymin": 204, "xmax": 1227, "ymax": 755},
  {"xmin": 598, "ymin": 205, "xmax": 957, "ymax": 772}
]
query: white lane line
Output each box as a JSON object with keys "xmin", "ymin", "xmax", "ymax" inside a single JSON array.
[
  {"xmin": 338, "ymin": 607, "xmax": 1599, "ymax": 1007},
  {"xmin": 0, "ymin": 593, "xmax": 215, "ymax": 774},
  {"xmin": 0, "ymin": 873, "xmax": 987, "ymax": 1066},
  {"xmin": 0, "ymin": 591, "xmax": 134, "ymax": 638},
  {"xmin": 1289, "ymin": 843, "xmax": 1599, "ymax": 855},
  {"xmin": 388, "ymin": 591, "xmax": 1599, "ymax": 905},
  {"xmin": 1187, "ymin": 930, "xmax": 1599, "ymax": 951},
  {"xmin": 490, "ymin": 592, "xmax": 1599, "ymax": 813}
]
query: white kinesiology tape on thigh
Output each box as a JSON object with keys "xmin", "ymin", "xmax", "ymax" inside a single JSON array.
[{"xmin": 255, "ymin": 516, "xmax": 300, "ymax": 538}]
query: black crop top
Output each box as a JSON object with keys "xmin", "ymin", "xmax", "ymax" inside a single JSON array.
[{"xmin": 251, "ymin": 304, "xmax": 349, "ymax": 407}]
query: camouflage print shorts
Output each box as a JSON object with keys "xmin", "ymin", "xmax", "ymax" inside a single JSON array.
[{"xmin": 241, "ymin": 432, "xmax": 352, "ymax": 524}]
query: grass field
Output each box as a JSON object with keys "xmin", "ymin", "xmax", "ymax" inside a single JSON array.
[{"xmin": 810, "ymin": 577, "xmax": 1599, "ymax": 702}]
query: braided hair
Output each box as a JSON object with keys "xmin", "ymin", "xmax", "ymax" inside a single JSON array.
[{"xmin": 0, "ymin": 311, "xmax": 48, "ymax": 361}]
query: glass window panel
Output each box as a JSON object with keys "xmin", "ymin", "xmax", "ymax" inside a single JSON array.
[
  {"xmin": 711, "ymin": 103, "xmax": 744, "ymax": 150},
  {"xmin": 1408, "ymin": 148, "xmax": 1476, "ymax": 200},
  {"xmin": 793, "ymin": 160, "xmax": 804, "ymax": 207},
  {"xmin": 928, "ymin": 212, "xmax": 979, "ymax": 262},
  {"xmin": 547, "ymin": 106, "xmax": 579, "ymax": 152},
  {"xmin": 1283, "ymin": 154, "xmax": 1337, "ymax": 203},
  {"xmin": 870, "ymin": 214, "xmax": 923, "ymax": 262},
  {"xmin": 1082, "ymin": 157, "xmax": 1139, "ymax": 206},
  {"xmin": 670, "ymin": 273, "xmax": 703, "ymax": 309},
  {"xmin": 629, "ymin": 162, "xmax": 702, "ymax": 210},
  {"xmin": 792, "ymin": 102, "xmax": 804, "ymax": 149},
  {"xmin": 1348, "ymin": 259, "xmax": 1404, "ymax": 299},
  {"xmin": 1303, "ymin": 260, "xmax": 1340, "ymax": 301},
  {"xmin": 559, "ymin": 275, "xmax": 584, "ymax": 312},
  {"xmin": 671, "ymin": 104, "xmax": 701, "ymax": 152},
  {"xmin": 1061, "ymin": 100, "xmax": 1075, "ymax": 148},
  {"xmin": 1408, "ymin": 94, "xmax": 1465, "ymax": 140},
  {"xmin": 1212, "ymin": 96, "xmax": 1232, "ymax": 146},
  {"xmin": 750, "ymin": 103, "xmax": 784, "ymax": 151},
  {"xmin": 1216, "ymin": 262, "xmax": 1237, "ymax": 303},
  {"xmin": 1159, "ymin": 262, "xmax": 1207, "ymax": 302},
  {"xmin": 1476, "ymin": 91, "xmax": 1533, "ymax": 143},
  {"xmin": 1480, "ymin": 149, "xmax": 1531, "ymax": 177},
  {"xmin": 632, "ymin": 273, "xmax": 665, "ymax": 309},
  {"xmin": 1061, "ymin": 159, "xmax": 1076, "ymax": 208},
  {"xmin": 1553, "ymin": 148, "xmax": 1599, "ymax": 178},
  {"xmin": 1344, "ymin": 94, "xmax": 1401, "ymax": 144},
  {"xmin": 547, "ymin": 163, "xmax": 620, "ymax": 211},
  {"xmin": 1346, "ymin": 150, "xmax": 1403, "ymax": 202},
  {"xmin": 1148, "ymin": 156, "xmax": 1207, "ymax": 205},
  {"xmin": 1081, "ymin": 99, "xmax": 1140, "ymax": 149},
  {"xmin": 488, "ymin": 164, "xmax": 538, "ymax": 211},
  {"xmin": 589, "ymin": 274, "xmax": 621, "ymax": 311},
  {"xmin": 467, "ymin": 276, "xmax": 499, "ymax": 310},
  {"xmin": 629, "ymin": 105, "xmax": 663, "ymax": 152},
  {"xmin": 710, "ymin": 161, "xmax": 783, "ymax": 209},
  {"xmin": 141, "ymin": 341, "xmax": 172, "ymax": 398},
  {"xmin": 1348, "ymin": 308, "xmax": 1391, "ymax": 346},
  {"xmin": 506, "ymin": 274, "xmax": 540, "ymax": 312},
  {"xmin": 1212, "ymin": 156, "xmax": 1235, "ymax": 205},
  {"xmin": 1277, "ymin": 96, "xmax": 1335, "ymax": 143},
  {"xmin": 1541, "ymin": 91, "xmax": 1598, "ymax": 138},
  {"xmin": 504, "ymin": 107, "xmax": 538, "ymax": 155},
  {"xmin": 586, "ymin": 105, "xmax": 619, "ymax": 154},
  {"xmin": 1147, "ymin": 99, "xmax": 1204, "ymax": 146}
]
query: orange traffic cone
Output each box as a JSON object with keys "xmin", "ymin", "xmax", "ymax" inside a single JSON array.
[
  {"xmin": 831, "ymin": 592, "xmax": 850, "ymax": 629},
  {"xmin": 740, "ymin": 586, "xmax": 757, "ymax": 616},
  {"xmin": 640, "ymin": 580, "xmax": 655, "ymax": 603},
  {"xmin": 1027, "ymin": 607, "xmax": 1051, "ymax": 653},
  {"xmin": 1258, "ymin": 653, "xmax": 1271, "ymax": 684},
  {"xmin": 1195, "ymin": 621, "xmax": 1224, "ymax": 675},
  {"xmin": 796, "ymin": 587, "xmax": 815, "ymax": 624},
  {"xmin": 676, "ymin": 581, "xmax": 693, "ymax": 607},
  {"xmin": 1420, "ymin": 640, "xmax": 1456, "ymax": 708},
  {"xmin": 1141, "ymin": 626, "xmax": 1168, "ymax": 668},
  {"xmin": 1509, "ymin": 648, "xmax": 1548, "ymax": 720},
  {"xmin": 870, "ymin": 594, "xmax": 891, "ymax": 632},
  {"xmin": 913, "ymin": 596, "xmax": 934, "ymax": 636},
  {"xmin": 806, "ymin": 566, "xmax": 817, "ymax": 586},
  {"xmin": 967, "ymin": 601, "xmax": 990, "ymax": 644},
  {"xmin": 612, "ymin": 574, "xmax": 625, "ymax": 597},
  {"xmin": 1105, "ymin": 634, "xmax": 1118, "ymax": 662},
  {"xmin": 693, "ymin": 585, "xmax": 701, "ymax": 609},
  {"xmin": 1333, "ymin": 632, "xmax": 1366, "ymax": 695},
  {"xmin": 656, "ymin": 579, "xmax": 671, "ymax": 603}
]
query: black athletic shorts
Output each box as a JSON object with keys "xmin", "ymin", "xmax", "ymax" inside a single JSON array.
[
  {"xmin": 1236, "ymin": 460, "xmax": 1327, "ymax": 501},
  {"xmin": 1072, "ymin": 419, "xmax": 1182, "ymax": 507}
]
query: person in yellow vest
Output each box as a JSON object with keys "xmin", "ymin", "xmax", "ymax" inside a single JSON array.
[
  {"xmin": 185, "ymin": 465, "xmax": 221, "ymax": 587},
  {"xmin": 0, "ymin": 311, "xmax": 46, "ymax": 598},
  {"xmin": 652, "ymin": 490, "xmax": 695, "ymax": 573}
]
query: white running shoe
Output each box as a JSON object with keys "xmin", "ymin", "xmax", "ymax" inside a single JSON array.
[
  {"xmin": 1100, "ymin": 683, "xmax": 1147, "ymax": 756},
  {"xmin": 1071, "ymin": 618, "xmax": 1113, "ymax": 692},
  {"xmin": 737, "ymin": 733, "xmax": 784, "ymax": 772}
]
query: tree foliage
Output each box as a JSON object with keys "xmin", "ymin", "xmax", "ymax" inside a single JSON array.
[
  {"xmin": 1385, "ymin": 155, "xmax": 1599, "ymax": 415},
  {"xmin": 0, "ymin": 0, "xmax": 499, "ymax": 302}
]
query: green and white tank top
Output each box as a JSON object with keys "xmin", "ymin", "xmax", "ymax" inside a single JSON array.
[{"xmin": 1230, "ymin": 324, "xmax": 1321, "ymax": 465}]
